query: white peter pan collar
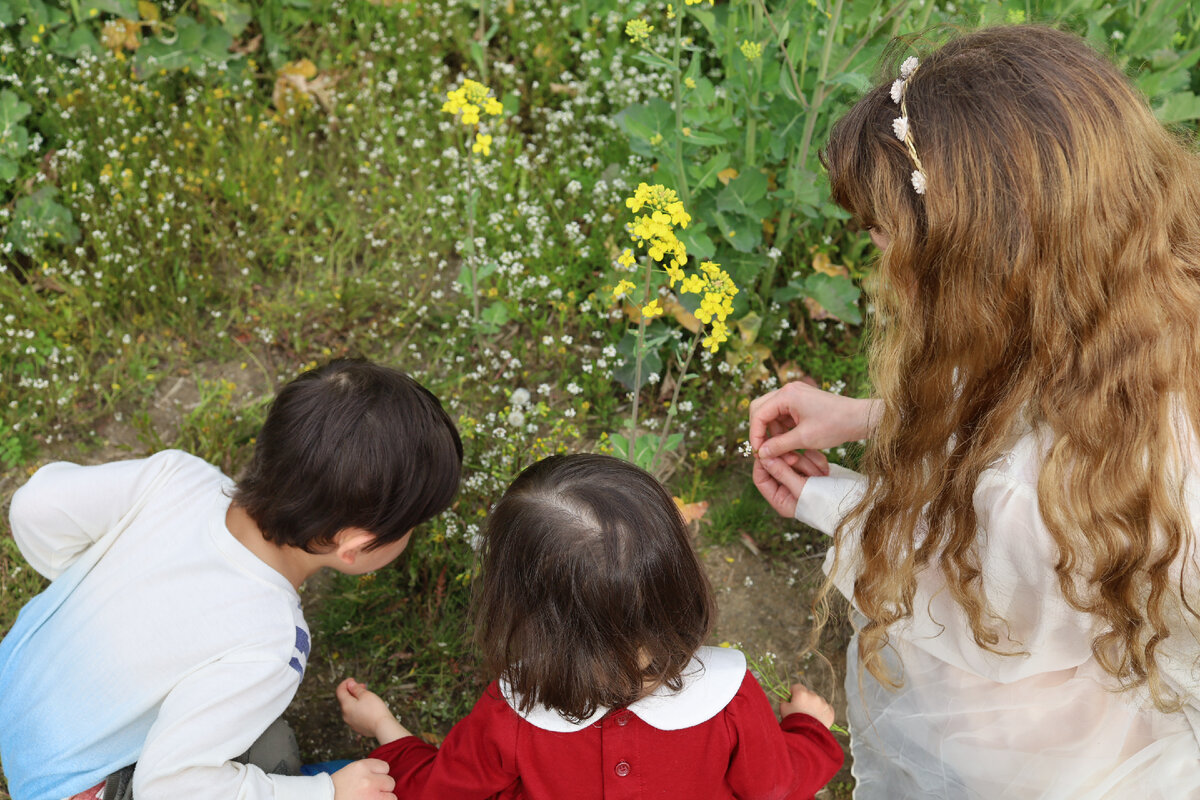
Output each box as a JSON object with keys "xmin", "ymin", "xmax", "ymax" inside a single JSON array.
[{"xmin": 499, "ymin": 645, "xmax": 747, "ymax": 732}]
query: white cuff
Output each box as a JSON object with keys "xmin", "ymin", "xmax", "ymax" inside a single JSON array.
[{"xmin": 271, "ymin": 773, "xmax": 336, "ymax": 800}]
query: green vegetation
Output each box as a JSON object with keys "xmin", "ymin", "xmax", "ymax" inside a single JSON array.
[{"xmin": 2, "ymin": 0, "xmax": 1200, "ymax": 770}]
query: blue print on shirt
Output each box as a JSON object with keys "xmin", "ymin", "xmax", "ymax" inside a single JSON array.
[
  {"xmin": 288, "ymin": 626, "xmax": 309, "ymax": 676},
  {"xmin": 295, "ymin": 627, "xmax": 310, "ymax": 658}
]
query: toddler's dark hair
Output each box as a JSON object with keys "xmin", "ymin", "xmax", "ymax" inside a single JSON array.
[
  {"xmin": 234, "ymin": 358, "xmax": 462, "ymax": 552},
  {"xmin": 474, "ymin": 453, "xmax": 716, "ymax": 722}
]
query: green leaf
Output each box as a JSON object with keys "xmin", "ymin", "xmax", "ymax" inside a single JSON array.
[
  {"xmin": 825, "ymin": 71, "xmax": 871, "ymax": 94},
  {"xmin": 0, "ymin": 120, "xmax": 29, "ymax": 161},
  {"xmin": 80, "ymin": 0, "xmax": 139, "ymax": 18},
  {"xmin": 0, "ymin": 156, "xmax": 18, "ymax": 183},
  {"xmin": 1154, "ymin": 91, "xmax": 1200, "ymax": 124},
  {"xmin": 0, "ymin": 89, "xmax": 32, "ymax": 132},
  {"xmin": 689, "ymin": 151, "xmax": 730, "ymax": 192},
  {"xmin": 197, "ymin": 0, "xmax": 252, "ymax": 37},
  {"xmin": 0, "ymin": 1, "xmax": 14, "ymax": 25},
  {"xmin": 5, "ymin": 187, "xmax": 81, "ymax": 256},
  {"xmin": 715, "ymin": 171, "xmax": 768, "ymax": 218},
  {"xmin": 481, "ymin": 301, "xmax": 510, "ymax": 327},
  {"xmin": 709, "ymin": 209, "xmax": 761, "ymax": 253},
  {"xmin": 676, "ymin": 220, "xmax": 717, "ymax": 261},
  {"xmin": 631, "ymin": 49, "xmax": 676, "ymax": 71},
  {"xmin": 614, "ymin": 330, "xmax": 665, "ymax": 391},
  {"xmin": 679, "ymin": 128, "xmax": 726, "ymax": 147},
  {"xmin": 52, "ymin": 24, "xmax": 101, "ymax": 57},
  {"xmin": 805, "ymin": 272, "xmax": 862, "ymax": 325}
]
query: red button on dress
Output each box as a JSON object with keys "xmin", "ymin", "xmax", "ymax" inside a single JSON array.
[
  {"xmin": 614, "ymin": 761, "xmax": 631, "ymax": 777},
  {"xmin": 616, "ymin": 712, "xmax": 630, "ymax": 727}
]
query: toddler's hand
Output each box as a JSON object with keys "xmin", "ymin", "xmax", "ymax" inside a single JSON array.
[
  {"xmin": 331, "ymin": 758, "xmax": 395, "ymax": 800},
  {"xmin": 779, "ymin": 682, "xmax": 836, "ymax": 729},
  {"xmin": 336, "ymin": 678, "xmax": 412, "ymax": 744}
]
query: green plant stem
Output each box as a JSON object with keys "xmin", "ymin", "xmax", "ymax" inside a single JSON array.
[
  {"xmin": 649, "ymin": 328, "xmax": 701, "ymax": 473},
  {"xmin": 755, "ymin": 0, "xmax": 807, "ymax": 110},
  {"xmin": 628, "ymin": 255, "xmax": 655, "ymax": 462},
  {"xmin": 671, "ymin": 5, "xmax": 692, "ymax": 208},
  {"xmin": 478, "ymin": 0, "xmax": 490, "ymax": 79},
  {"xmin": 464, "ymin": 149, "xmax": 481, "ymax": 340}
]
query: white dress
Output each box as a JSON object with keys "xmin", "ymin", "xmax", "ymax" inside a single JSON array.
[{"xmin": 794, "ymin": 432, "xmax": 1200, "ymax": 799}]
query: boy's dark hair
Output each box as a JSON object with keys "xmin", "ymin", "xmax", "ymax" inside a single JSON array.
[
  {"xmin": 233, "ymin": 358, "xmax": 462, "ymax": 552},
  {"xmin": 474, "ymin": 453, "xmax": 716, "ymax": 722}
]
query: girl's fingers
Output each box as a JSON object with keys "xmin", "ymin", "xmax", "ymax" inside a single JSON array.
[
  {"xmin": 760, "ymin": 455, "xmax": 808, "ymax": 500},
  {"xmin": 795, "ymin": 449, "xmax": 830, "ymax": 477}
]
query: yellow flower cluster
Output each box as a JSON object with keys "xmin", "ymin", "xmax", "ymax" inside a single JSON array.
[
  {"xmin": 626, "ymin": 182, "xmax": 690, "ymax": 268},
  {"xmin": 691, "ymin": 261, "xmax": 738, "ymax": 352},
  {"xmin": 740, "ymin": 40, "xmax": 763, "ymax": 61},
  {"xmin": 441, "ymin": 79, "xmax": 503, "ymax": 127},
  {"xmin": 618, "ymin": 184, "xmax": 739, "ymax": 353},
  {"xmin": 625, "ymin": 19, "xmax": 653, "ymax": 44}
]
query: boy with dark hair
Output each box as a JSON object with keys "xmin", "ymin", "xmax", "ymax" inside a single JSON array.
[{"xmin": 0, "ymin": 359, "xmax": 463, "ymax": 800}]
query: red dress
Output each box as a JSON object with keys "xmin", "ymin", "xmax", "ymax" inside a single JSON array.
[{"xmin": 371, "ymin": 646, "xmax": 843, "ymax": 799}]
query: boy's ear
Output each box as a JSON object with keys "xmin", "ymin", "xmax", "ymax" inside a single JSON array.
[{"xmin": 332, "ymin": 527, "xmax": 378, "ymax": 567}]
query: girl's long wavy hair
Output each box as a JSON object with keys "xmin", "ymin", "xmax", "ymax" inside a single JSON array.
[{"xmin": 819, "ymin": 24, "xmax": 1200, "ymax": 710}]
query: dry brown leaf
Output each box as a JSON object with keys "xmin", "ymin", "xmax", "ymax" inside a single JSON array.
[
  {"xmin": 804, "ymin": 296, "xmax": 834, "ymax": 321},
  {"xmin": 101, "ymin": 19, "xmax": 141, "ymax": 51},
  {"xmin": 549, "ymin": 82, "xmax": 579, "ymax": 96},
  {"xmin": 812, "ymin": 251, "xmax": 848, "ymax": 278},
  {"xmin": 717, "ymin": 167, "xmax": 739, "ymax": 185},
  {"xmin": 232, "ymin": 34, "xmax": 262, "ymax": 55},
  {"xmin": 663, "ymin": 295, "xmax": 700, "ymax": 333},
  {"xmin": 675, "ymin": 498, "xmax": 710, "ymax": 524},
  {"xmin": 273, "ymin": 60, "xmax": 338, "ymax": 121},
  {"xmin": 740, "ymin": 532, "xmax": 762, "ymax": 557},
  {"xmin": 774, "ymin": 361, "xmax": 813, "ymax": 386}
]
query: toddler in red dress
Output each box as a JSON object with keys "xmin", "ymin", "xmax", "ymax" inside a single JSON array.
[{"xmin": 335, "ymin": 453, "xmax": 843, "ymax": 799}]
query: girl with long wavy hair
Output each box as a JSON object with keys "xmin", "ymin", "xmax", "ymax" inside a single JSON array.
[{"xmin": 750, "ymin": 24, "xmax": 1200, "ymax": 799}]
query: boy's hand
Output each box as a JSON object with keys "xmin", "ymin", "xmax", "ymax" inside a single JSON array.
[
  {"xmin": 331, "ymin": 759, "xmax": 395, "ymax": 800},
  {"xmin": 336, "ymin": 678, "xmax": 413, "ymax": 744},
  {"xmin": 779, "ymin": 682, "xmax": 836, "ymax": 729}
]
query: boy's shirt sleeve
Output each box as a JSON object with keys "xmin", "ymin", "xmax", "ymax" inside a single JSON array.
[
  {"xmin": 370, "ymin": 681, "xmax": 520, "ymax": 799},
  {"xmin": 132, "ymin": 652, "xmax": 332, "ymax": 800},
  {"xmin": 723, "ymin": 671, "xmax": 844, "ymax": 799},
  {"xmin": 9, "ymin": 452, "xmax": 183, "ymax": 580}
]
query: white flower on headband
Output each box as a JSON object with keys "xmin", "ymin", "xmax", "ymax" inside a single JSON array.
[
  {"xmin": 900, "ymin": 56, "xmax": 919, "ymax": 79},
  {"xmin": 911, "ymin": 170, "xmax": 927, "ymax": 195},
  {"xmin": 890, "ymin": 78, "xmax": 905, "ymax": 105},
  {"xmin": 892, "ymin": 116, "xmax": 909, "ymax": 141}
]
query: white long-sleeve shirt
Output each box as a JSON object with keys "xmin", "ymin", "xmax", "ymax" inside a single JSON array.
[
  {"xmin": 0, "ymin": 450, "xmax": 334, "ymax": 800},
  {"xmin": 795, "ymin": 437, "xmax": 1200, "ymax": 798}
]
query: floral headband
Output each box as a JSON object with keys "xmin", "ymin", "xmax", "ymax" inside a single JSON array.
[{"xmin": 890, "ymin": 56, "xmax": 927, "ymax": 195}]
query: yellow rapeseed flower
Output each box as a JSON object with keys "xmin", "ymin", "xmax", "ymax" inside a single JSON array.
[
  {"xmin": 613, "ymin": 279, "xmax": 637, "ymax": 301},
  {"xmin": 740, "ymin": 40, "xmax": 763, "ymax": 61},
  {"xmin": 642, "ymin": 299, "xmax": 665, "ymax": 318},
  {"xmin": 618, "ymin": 248, "xmax": 636, "ymax": 268},
  {"xmin": 472, "ymin": 133, "xmax": 493, "ymax": 156},
  {"xmin": 626, "ymin": 19, "xmax": 653, "ymax": 43},
  {"xmin": 442, "ymin": 79, "xmax": 504, "ymax": 128}
]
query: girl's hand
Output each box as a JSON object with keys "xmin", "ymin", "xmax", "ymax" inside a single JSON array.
[
  {"xmin": 779, "ymin": 682, "xmax": 836, "ymax": 729},
  {"xmin": 752, "ymin": 454, "xmax": 810, "ymax": 518},
  {"xmin": 336, "ymin": 678, "xmax": 413, "ymax": 745},
  {"xmin": 331, "ymin": 758, "xmax": 396, "ymax": 800},
  {"xmin": 749, "ymin": 381, "xmax": 879, "ymax": 460}
]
